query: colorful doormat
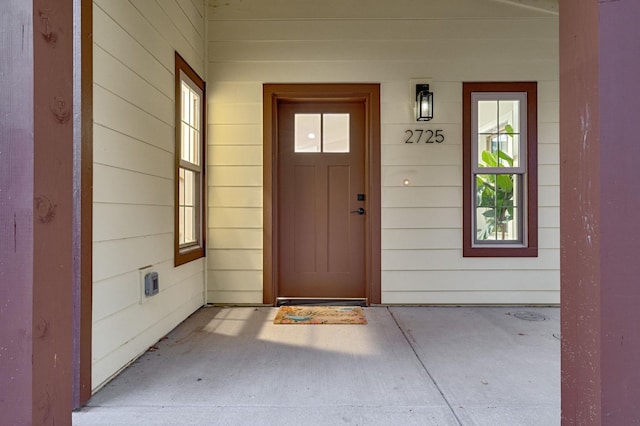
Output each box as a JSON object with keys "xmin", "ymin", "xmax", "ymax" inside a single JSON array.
[{"xmin": 273, "ymin": 306, "xmax": 367, "ymax": 325}]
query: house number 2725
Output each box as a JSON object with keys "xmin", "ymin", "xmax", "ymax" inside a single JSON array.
[{"xmin": 404, "ymin": 129, "xmax": 445, "ymax": 144}]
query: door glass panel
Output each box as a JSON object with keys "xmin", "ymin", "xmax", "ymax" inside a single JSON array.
[
  {"xmin": 323, "ymin": 114, "xmax": 350, "ymax": 153},
  {"xmin": 295, "ymin": 114, "xmax": 321, "ymax": 152}
]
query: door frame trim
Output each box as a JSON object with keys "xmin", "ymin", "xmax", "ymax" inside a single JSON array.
[
  {"xmin": 75, "ymin": 0, "xmax": 93, "ymax": 407},
  {"xmin": 263, "ymin": 83, "xmax": 381, "ymax": 305}
]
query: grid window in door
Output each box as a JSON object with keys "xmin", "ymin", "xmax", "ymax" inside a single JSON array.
[
  {"xmin": 175, "ymin": 53, "xmax": 206, "ymax": 266},
  {"xmin": 294, "ymin": 113, "xmax": 350, "ymax": 153},
  {"xmin": 463, "ymin": 82, "xmax": 538, "ymax": 257}
]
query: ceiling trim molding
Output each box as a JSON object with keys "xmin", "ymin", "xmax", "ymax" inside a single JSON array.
[{"xmin": 489, "ymin": 0, "xmax": 558, "ymax": 15}]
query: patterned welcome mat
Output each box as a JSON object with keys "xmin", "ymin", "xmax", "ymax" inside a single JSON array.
[{"xmin": 273, "ymin": 306, "xmax": 367, "ymax": 325}]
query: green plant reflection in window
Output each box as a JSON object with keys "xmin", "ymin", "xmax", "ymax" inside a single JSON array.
[{"xmin": 476, "ymin": 126, "xmax": 520, "ymax": 242}]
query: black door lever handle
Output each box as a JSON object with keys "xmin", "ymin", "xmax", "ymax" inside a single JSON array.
[{"xmin": 350, "ymin": 207, "xmax": 365, "ymax": 215}]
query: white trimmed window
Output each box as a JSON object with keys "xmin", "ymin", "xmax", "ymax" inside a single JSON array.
[{"xmin": 175, "ymin": 53, "xmax": 206, "ymax": 266}]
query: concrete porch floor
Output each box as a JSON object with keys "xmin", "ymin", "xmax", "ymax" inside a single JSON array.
[{"xmin": 73, "ymin": 306, "xmax": 560, "ymax": 425}]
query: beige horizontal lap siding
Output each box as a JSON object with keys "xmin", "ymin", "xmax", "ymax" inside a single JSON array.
[
  {"xmin": 206, "ymin": 0, "xmax": 559, "ymax": 305},
  {"xmin": 206, "ymin": 93, "xmax": 263, "ymax": 304},
  {"xmin": 92, "ymin": 0, "xmax": 207, "ymax": 391}
]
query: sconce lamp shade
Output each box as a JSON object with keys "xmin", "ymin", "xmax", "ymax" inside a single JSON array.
[{"xmin": 416, "ymin": 84, "xmax": 434, "ymax": 121}]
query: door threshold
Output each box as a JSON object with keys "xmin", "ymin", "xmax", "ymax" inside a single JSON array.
[{"xmin": 276, "ymin": 297, "xmax": 368, "ymax": 307}]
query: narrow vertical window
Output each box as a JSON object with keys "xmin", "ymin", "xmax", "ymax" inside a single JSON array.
[
  {"xmin": 175, "ymin": 53, "xmax": 206, "ymax": 266},
  {"xmin": 463, "ymin": 82, "xmax": 538, "ymax": 257}
]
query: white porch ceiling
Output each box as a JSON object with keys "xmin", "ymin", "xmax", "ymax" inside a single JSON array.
[{"xmin": 206, "ymin": 0, "xmax": 559, "ymax": 18}]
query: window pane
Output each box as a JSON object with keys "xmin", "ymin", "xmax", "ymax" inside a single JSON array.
[
  {"xmin": 187, "ymin": 90, "xmax": 194, "ymax": 125},
  {"xmin": 186, "ymin": 127, "xmax": 197, "ymax": 165},
  {"xmin": 192, "ymin": 129, "xmax": 200, "ymax": 166},
  {"xmin": 181, "ymin": 81, "xmax": 202, "ymax": 166},
  {"xmin": 183, "ymin": 206, "xmax": 194, "ymax": 244},
  {"xmin": 476, "ymin": 207, "xmax": 497, "ymax": 241},
  {"xmin": 179, "ymin": 206, "xmax": 185, "ymax": 244},
  {"xmin": 181, "ymin": 83, "xmax": 190, "ymax": 123},
  {"xmin": 477, "ymin": 100, "xmax": 498, "ymax": 165},
  {"xmin": 179, "ymin": 168, "xmax": 186, "ymax": 205},
  {"xmin": 501, "ymin": 134, "xmax": 520, "ymax": 168},
  {"xmin": 498, "ymin": 100, "xmax": 520, "ymax": 168},
  {"xmin": 178, "ymin": 168, "xmax": 186, "ymax": 245},
  {"xmin": 181, "ymin": 123, "xmax": 190, "ymax": 162},
  {"xmin": 184, "ymin": 169, "xmax": 194, "ymax": 205},
  {"xmin": 179, "ymin": 168, "xmax": 197, "ymax": 245},
  {"xmin": 478, "ymin": 134, "xmax": 519, "ymax": 169},
  {"xmin": 475, "ymin": 174, "xmax": 496, "ymax": 207},
  {"xmin": 186, "ymin": 127, "xmax": 193, "ymax": 163},
  {"xmin": 475, "ymin": 174, "xmax": 520, "ymax": 242},
  {"xmin": 499, "ymin": 100, "xmax": 520, "ymax": 134},
  {"xmin": 477, "ymin": 100, "xmax": 498, "ymax": 133},
  {"xmin": 192, "ymin": 93, "xmax": 200, "ymax": 131},
  {"xmin": 478, "ymin": 135, "xmax": 498, "ymax": 167},
  {"xmin": 295, "ymin": 114, "xmax": 321, "ymax": 152},
  {"xmin": 323, "ymin": 113, "xmax": 350, "ymax": 153}
]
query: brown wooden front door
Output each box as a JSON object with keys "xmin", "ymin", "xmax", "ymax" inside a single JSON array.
[{"xmin": 277, "ymin": 101, "xmax": 366, "ymax": 299}]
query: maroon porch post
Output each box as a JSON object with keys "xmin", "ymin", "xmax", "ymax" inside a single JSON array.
[
  {"xmin": 0, "ymin": 1, "xmax": 37, "ymax": 422},
  {"xmin": 1, "ymin": 0, "xmax": 78, "ymax": 423},
  {"xmin": 561, "ymin": 0, "xmax": 640, "ymax": 424},
  {"xmin": 72, "ymin": 0, "xmax": 93, "ymax": 409}
]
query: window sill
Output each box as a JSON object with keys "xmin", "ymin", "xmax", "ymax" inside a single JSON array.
[
  {"xmin": 175, "ymin": 245, "xmax": 205, "ymax": 266},
  {"xmin": 463, "ymin": 246, "xmax": 538, "ymax": 258}
]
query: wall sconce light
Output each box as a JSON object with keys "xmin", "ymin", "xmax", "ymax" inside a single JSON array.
[{"xmin": 416, "ymin": 84, "xmax": 434, "ymax": 121}]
